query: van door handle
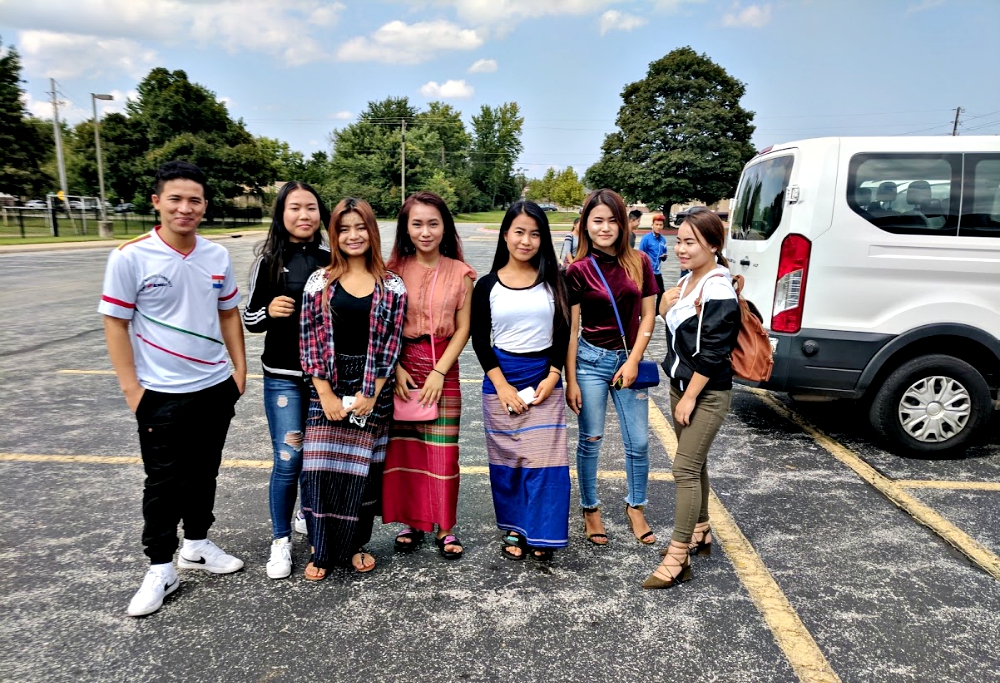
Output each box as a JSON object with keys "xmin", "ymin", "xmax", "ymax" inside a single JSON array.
[{"xmin": 739, "ymin": 258, "xmax": 751, "ymax": 266}]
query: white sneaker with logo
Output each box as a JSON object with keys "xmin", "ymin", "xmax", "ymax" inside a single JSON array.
[
  {"xmin": 293, "ymin": 510, "xmax": 308, "ymax": 535},
  {"xmin": 266, "ymin": 537, "xmax": 293, "ymax": 579},
  {"xmin": 127, "ymin": 563, "xmax": 178, "ymax": 617},
  {"xmin": 178, "ymin": 538, "xmax": 244, "ymax": 574}
]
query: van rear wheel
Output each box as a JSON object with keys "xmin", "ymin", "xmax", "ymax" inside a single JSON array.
[{"xmin": 869, "ymin": 354, "xmax": 992, "ymax": 458}]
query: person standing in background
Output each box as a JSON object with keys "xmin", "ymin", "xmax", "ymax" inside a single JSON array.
[
  {"xmin": 627, "ymin": 209, "xmax": 642, "ymax": 249},
  {"xmin": 639, "ymin": 213, "xmax": 669, "ymax": 319}
]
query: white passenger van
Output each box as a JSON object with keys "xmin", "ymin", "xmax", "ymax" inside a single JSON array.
[{"xmin": 727, "ymin": 137, "xmax": 1000, "ymax": 456}]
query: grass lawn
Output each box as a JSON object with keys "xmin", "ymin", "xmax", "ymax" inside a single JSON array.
[
  {"xmin": 454, "ymin": 210, "xmax": 579, "ymax": 227},
  {"xmin": 0, "ymin": 221, "xmax": 268, "ymax": 246}
]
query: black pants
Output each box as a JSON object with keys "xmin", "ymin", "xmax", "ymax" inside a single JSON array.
[
  {"xmin": 136, "ymin": 377, "xmax": 240, "ymax": 564},
  {"xmin": 654, "ymin": 273, "xmax": 665, "ymax": 314}
]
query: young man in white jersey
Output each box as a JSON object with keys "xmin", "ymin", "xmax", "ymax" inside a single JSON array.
[{"xmin": 98, "ymin": 161, "xmax": 247, "ymax": 617}]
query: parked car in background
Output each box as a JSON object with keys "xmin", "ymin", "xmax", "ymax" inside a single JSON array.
[
  {"xmin": 728, "ymin": 135, "xmax": 1000, "ymax": 457},
  {"xmin": 537, "ymin": 203, "xmax": 558, "ymax": 212},
  {"xmin": 114, "ymin": 202, "xmax": 135, "ymax": 213},
  {"xmin": 23, "ymin": 200, "xmax": 47, "ymax": 209}
]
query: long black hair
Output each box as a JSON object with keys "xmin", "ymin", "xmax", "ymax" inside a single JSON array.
[
  {"xmin": 255, "ymin": 181, "xmax": 330, "ymax": 284},
  {"xmin": 491, "ymin": 200, "xmax": 570, "ymax": 328},
  {"xmin": 388, "ymin": 191, "xmax": 464, "ymax": 268}
]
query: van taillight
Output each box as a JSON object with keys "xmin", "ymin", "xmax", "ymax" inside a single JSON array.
[{"xmin": 771, "ymin": 234, "xmax": 811, "ymax": 334}]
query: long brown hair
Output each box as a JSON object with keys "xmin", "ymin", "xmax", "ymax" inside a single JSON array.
[
  {"xmin": 387, "ymin": 191, "xmax": 464, "ymax": 269},
  {"xmin": 323, "ymin": 197, "xmax": 387, "ymax": 303},
  {"xmin": 575, "ymin": 188, "xmax": 646, "ymax": 288},
  {"xmin": 683, "ymin": 210, "xmax": 730, "ymax": 268}
]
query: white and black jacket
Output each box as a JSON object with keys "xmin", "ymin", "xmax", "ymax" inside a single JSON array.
[
  {"xmin": 242, "ymin": 241, "xmax": 330, "ymax": 379},
  {"xmin": 662, "ymin": 265, "xmax": 741, "ymax": 391}
]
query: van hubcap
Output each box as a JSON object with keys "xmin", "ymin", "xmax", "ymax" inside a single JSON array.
[{"xmin": 897, "ymin": 376, "xmax": 971, "ymax": 443}]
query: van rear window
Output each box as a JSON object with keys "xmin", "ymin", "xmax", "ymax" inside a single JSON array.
[
  {"xmin": 961, "ymin": 155, "xmax": 1000, "ymax": 238},
  {"xmin": 848, "ymin": 154, "xmax": 961, "ymax": 236},
  {"xmin": 730, "ymin": 155, "xmax": 793, "ymax": 242}
]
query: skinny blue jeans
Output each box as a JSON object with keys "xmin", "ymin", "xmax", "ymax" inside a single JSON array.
[
  {"xmin": 574, "ymin": 337, "xmax": 650, "ymax": 510},
  {"xmin": 263, "ymin": 376, "xmax": 310, "ymax": 540}
]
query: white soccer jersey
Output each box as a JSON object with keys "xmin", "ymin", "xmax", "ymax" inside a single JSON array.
[{"xmin": 97, "ymin": 228, "xmax": 242, "ymax": 393}]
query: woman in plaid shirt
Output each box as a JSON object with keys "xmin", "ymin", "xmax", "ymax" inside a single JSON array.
[{"xmin": 298, "ymin": 197, "xmax": 407, "ymax": 579}]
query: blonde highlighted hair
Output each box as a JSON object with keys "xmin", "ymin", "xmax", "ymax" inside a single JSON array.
[{"xmin": 322, "ymin": 197, "xmax": 387, "ymax": 303}]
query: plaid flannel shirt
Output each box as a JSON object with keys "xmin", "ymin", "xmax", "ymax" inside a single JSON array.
[{"xmin": 299, "ymin": 269, "xmax": 408, "ymax": 397}]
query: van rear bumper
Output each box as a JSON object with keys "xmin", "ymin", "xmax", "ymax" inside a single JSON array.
[{"xmin": 740, "ymin": 329, "xmax": 894, "ymax": 398}]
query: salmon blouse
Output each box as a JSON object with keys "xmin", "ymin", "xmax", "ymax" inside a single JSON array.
[{"xmin": 394, "ymin": 256, "xmax": 477, "ymax": 340}]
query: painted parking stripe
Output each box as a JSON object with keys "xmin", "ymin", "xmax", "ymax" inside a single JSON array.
[
  {"xmin": 647, "ymin": 401, "xmax": 841, "ymax": 683},
  {"xmin": 897, "ymin": 480, "xmax": 1000, "ymax": 491},
  {"xmin": 749, "ymin": 388, "xmax": 1000, "ymax": 582},
  {"xmin": 0, "ymin": 453, "xmax": 671, "ymax": 481}
]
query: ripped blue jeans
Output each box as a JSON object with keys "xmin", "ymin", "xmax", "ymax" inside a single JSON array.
[
  {"xmin": 263, "ymin": 376, "xmax": 310, "ymax": 540},
  {"xmin": 574, "ymin": 337, "xmax": 650, "ymax": 510}
]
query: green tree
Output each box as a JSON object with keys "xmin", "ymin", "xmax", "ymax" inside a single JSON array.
[
  {"xmin": 585, "ymin": 47, "xmax": 755, "ymax": 209},
  {"xmin": 0, "ymin": 38, "xmax": 51, "ymax": 197},
  {"xmin": 550, "ymin": 166, "xmax": 585, "ymax": 208},
  {"xmin": 470, "ymin": 102, "xmax": 524, "ymax": 209},
  {"xmin": 526, "ymin": 167, "xmax": 556, "ymax": 202}
]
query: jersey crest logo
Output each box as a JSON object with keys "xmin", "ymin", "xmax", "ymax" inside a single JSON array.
[{"xmin": 141, "ymin": 274, "xmax": 172, "ymax": 291}]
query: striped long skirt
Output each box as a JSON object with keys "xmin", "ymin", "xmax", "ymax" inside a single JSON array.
[
  {"xmin": 483, "ymin": 348, "xmax": 570, "ymax": 548},
  {"xmin": 301, "ymin": 353, "xmax": 393, "ymax": 569},
  {"xmin": 382, "ymin": 336, "xmax": 462, "ymax": 533}
]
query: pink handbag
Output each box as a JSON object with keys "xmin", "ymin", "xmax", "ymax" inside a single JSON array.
[{"xmin": 393, "ymin": 264, "xmax": 441, "ymax": 422}]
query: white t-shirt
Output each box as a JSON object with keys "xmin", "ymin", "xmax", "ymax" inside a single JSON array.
[
  {"xmin": 489, "ymin": 280, "xmax": 555, "ymax": 353},
  {"xmin": 97, "ymin": 228, "xmax": 241, "ymax": 393}
]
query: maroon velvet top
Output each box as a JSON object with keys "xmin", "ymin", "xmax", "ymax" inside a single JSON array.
[{"xmin": 566, "ymin": 250, "xmax": 657, "ymax": 350}]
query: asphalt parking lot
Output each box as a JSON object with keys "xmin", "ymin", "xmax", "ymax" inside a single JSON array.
[{"xmin": 1, "ymin": 224, "xmax": 998, "ymax": 683}]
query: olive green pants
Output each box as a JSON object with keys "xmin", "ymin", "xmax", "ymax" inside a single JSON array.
[{"xmin": 669, "ymin": 385, "xmax": 732, "ymax": 544}]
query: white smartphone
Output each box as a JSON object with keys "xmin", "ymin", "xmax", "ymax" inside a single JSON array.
[
  {"xmin": 516, "ymin": 386, "xmax": 536, "ymax": 406},
  {"xmin": 342, "ymin": 396, "xmax": 356, "ymax": 410}
]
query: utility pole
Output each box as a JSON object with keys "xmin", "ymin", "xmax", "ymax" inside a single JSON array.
[
  {"xmin": 952, "ymin": 106, "xmax": 964, "ymax": 136},
  {"xmin": 50, "ymin": 79, "xmax": 70, "ymax": 214},
  {"xmin": 92, "ymin": 93, "xmax": 114, "ymax": 237},
  {"xmin": 400, "ymin": 119, "xmax": 406, "ymax": 205}
]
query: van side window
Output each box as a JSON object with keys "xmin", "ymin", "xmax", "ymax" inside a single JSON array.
[
  {"xmin": 730, "ymin": 155, "xmax": 793, "ymax": 241},
  {"xmin": 848, "ymin": 154, "xmax": 960, "ymax": 236},
  {"xmin": 960, "ymin": 155, "xmax": 1000, "ymax": 238}
]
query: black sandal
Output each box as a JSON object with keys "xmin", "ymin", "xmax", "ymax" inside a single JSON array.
[
  {"xmin": 501, "ymin": 532, "xmax": 526, "ymax": 561},
  {"xmin": 529, "ymin": 547, "xmax": 553, "ymax": 562},
  {"xmin": 394, "ymin": 526, "xmax": 425, "ymax": 553},
  {"xmin": 435, "ymin": 533, "xmax": 464, "ymax": 560}
]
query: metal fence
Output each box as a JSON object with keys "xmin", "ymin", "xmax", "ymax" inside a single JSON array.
[{"xmin": 0, "ymin": 205, "xmax": 264, "ymax": 239}]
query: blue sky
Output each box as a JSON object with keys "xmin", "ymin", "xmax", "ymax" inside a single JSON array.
[{"xmin": 2, "ymin": 0, "xmax": 998, "ymax": 178}]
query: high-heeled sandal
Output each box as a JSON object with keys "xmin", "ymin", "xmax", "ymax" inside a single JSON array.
[
  {"xmin": 659, "ymin": 523, "xmax": 713, "ymax": 557},
  {"xmin": 625, "ymin": 504, "xmax": 656, "ymax": 545},
  {"xmin": 642, "ymin": 544, "xmax": 692, "ymax": 589},
  {"xmin": 581, "ymin": 507, "xmax": 608, "ymax": 546}
]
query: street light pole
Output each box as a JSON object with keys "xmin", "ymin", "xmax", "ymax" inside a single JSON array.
[{"xmin": 91, "ymin": 93, "xmax": 113, "ymax": 222}]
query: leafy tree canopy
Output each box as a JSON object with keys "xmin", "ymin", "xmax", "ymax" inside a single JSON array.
[
  {"xmin": 0, "ymin": 37, "xmax": 50, "ymax": 197},
  {"xmin": 585, "ymin": 46, "xmax": 756, "ymax": 209}
]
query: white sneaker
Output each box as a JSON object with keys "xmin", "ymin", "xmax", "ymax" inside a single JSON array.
[
  {"xmin": 127, "ymin": 563, "xmax": 178, "ymax": 617},
  {"xmin": 293, "ymin": 510, "xmax": 308, "ymax": 535},
  {"xmin": 266, "ymin": 537, "xmax": 293, "ymax": 579},
  {"xmin": 178, "ymin": 538, "xmax": 244, "ymax": 574}
]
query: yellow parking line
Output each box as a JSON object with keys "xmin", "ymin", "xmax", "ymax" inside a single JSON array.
[
  {"xmin": 898, "ymin": 480, "xmax": 1000, "ymax": 491},
  {"xmin": 0, "ymin": 453, "xmax": 670, "ymax": 481},
  {"xmin": 56, "ymin": 369, "xmax": 480, "ymax": 383},
  {"xmin": 750, "ymin": 388, "xmax": 1000, "ymax": 582},
  {"xmin": 647, "ymin": 401, "xmax": 840, "ymax": 683}
]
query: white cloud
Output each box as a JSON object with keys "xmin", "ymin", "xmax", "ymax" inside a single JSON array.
[
  {"xmin": 18, "ymin": 30, "xmax": 158, "ymax": 80},
  {"xmin": 4, "ymin": 1, "xmax": 345, "ymax": 70},
  {"xmin": 331, "ymin": 111, "xmax": 353, "ymax": 120},
  {"xmin": 100, "ymin": 89, "xmax": 139, "ymax": 116},
  {"xmin": 906, "ymin": 0, "xmax": 946, "ymax": 14},
  {"xmin": 468, "ymin": 58, "xmax": 498, "ymax": 73},
  {"xmin": 419, "ymin": 79, "xmax": 475, "ymax": 99},
  {"xmin": 652, "ymin": 0, "xmax": 707, "ymax": 12},
  {"xmin": 436, "ymin": 0, "xmax": 616, "ymax": 25},
  {"xmin": 599, "ymin": 10, "xmax": 647, "ymax": 35},
  {"xmin": 308, "ymin": 139, "xmax": 320, "ymax": 146},
  {"xmin": 337, "ymin": 20, "xmax": 483, "ymax": 65},
  {"xmin": 722, "ymin": 3, "xmax": 772, "ymax": 28}
]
